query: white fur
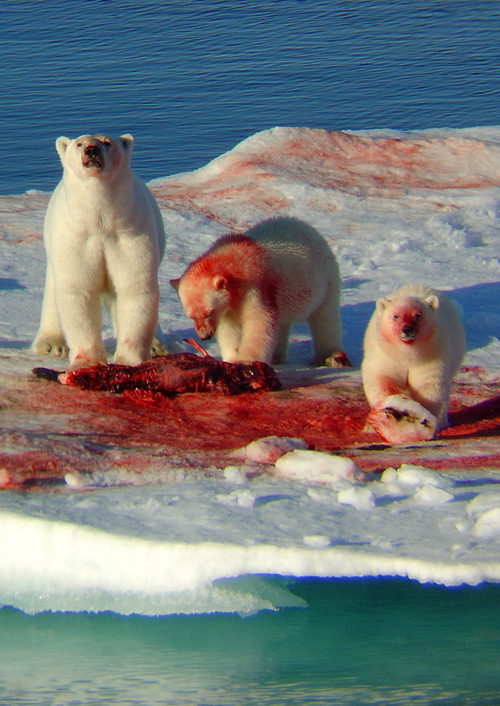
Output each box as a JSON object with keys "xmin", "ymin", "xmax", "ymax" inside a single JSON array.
[
  {"xmin": 174, "ymin": 217, "xmax": 349, "ymax": 366},
  {"xmin": 250, "ymin": 217, "xmax": 344, "ymax": 365},
  {"xmin": 32, "ymin": 133, "xmax": 166, "ymax": 370},
  {"xmin": 361, "ymin": 283, "xmax": 466, "ymax": 430}
]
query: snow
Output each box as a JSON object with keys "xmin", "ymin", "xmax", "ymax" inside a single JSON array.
[
  {"xmin": 275, "ymin": 450, "xmax": 364, "ymax": 484},
  {"xmin": 1, "ymin": 126, "xmax": 500, "ymax": 616},
  {"xmin": 231, "ymin": 435, "xmax": 308, "ymax": 464}
]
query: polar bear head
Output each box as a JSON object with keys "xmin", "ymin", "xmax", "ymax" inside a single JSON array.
[
  {"xmin": 55, "ymin": 133, "xmax": 134, "ymax": 182},
  {"xmin": 171, "ymin": 271, "xmax": 234, "ymax": 340},
  {"xmin": 376, "ymin": 293, "xmax": 439, "ymax": 346}
]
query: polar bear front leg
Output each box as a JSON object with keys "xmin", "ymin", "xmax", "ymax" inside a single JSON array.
[
  {"xmin": 55, "ymin": 286, "xmax": 107, "ymax": 371},
  {"xmin": 215, "ymin": 314, "xmax": 242, "ymax": 363},
  {"xmin": 361, "ymin": 365, "xmax": 405, "ymax": 409},
  {"xmin": 408, "ymin": 366, "xmax": 451, "ymax": 431},
  {"xmin": 32, "ymin": 264, "xmax": 68, "ymax": 358},
  {"xmin": 232, "ymin": 300, "xmax": 278, "ymax": 364},
  {"xmin": 112, "ymin": 287, "xmax": 160, "ymax": 366}
]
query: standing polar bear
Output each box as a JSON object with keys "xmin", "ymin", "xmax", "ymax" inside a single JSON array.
[
  {"xmin": 32, "ymin": 133, "xmax": 166, "ymax": 371},
  {"xmin": 171, "ymin": 217, "xmax": 351, "ymax": 367},
  {"xmin": 361, "ymin": 283, "xmax": 465, "ymax": 443}
]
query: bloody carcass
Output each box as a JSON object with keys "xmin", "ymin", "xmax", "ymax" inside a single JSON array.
[{"xmin": 32, "ymin": 339, "xmax": 282, "ymax": 396}]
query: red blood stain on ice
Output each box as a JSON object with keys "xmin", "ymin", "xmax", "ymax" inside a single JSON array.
[
  {"xmin": 2, "ymin": 364, "xmax": 500, "ymax": 489},
  {"xmin": 152, "ymin": 129, "xmax": 500, "ymax": 228},
  {"xmin": 447, "ymin": 389, "xmax": 500, "ymax": 437},
  {"xmin": 0, "ymin": 193, "xmax": 50, "ymax": 244}
]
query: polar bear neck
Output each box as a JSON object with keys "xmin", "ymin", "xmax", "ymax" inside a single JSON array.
[{"xmin": 61, "ymin": 168, "xmax": 135, "ymax": 217}]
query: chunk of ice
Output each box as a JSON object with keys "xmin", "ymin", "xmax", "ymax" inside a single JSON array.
[
  {"xmin": 472, "ymin": 508, "xmax": 500, "ymax": 540},
  {"xmin": 337, "ymin": 486, "xmax": 376, "ymax": 511},
  {"xmin": 232, "ymin": 436, "xmax": 307, "ymax": 464},
  {"xmin": 275, "ymin": 450, "xmax": 363, "ymax": 484}
]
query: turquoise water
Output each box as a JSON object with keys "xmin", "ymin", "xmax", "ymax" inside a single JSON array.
[{"xmin": 1, "ymin": 579, "xmax": 499, "ymax": 704}]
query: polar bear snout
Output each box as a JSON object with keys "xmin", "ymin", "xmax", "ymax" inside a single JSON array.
[
  {"xmin": 82, "ymin": 142, "xmax": 105, "ymax": 170},
  {"xmin": 400, "ymin": 324, "xmax": 416, "ymax": 342},
  {"xmin": 195, "ymin": 320, "xmax": 216, "ymax": 341},
  {"xmin": 84, "ymin": 145, "xmax": 100, "ymax": 159}
]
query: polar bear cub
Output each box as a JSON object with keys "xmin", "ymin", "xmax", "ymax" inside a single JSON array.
[
  {"xmin": 361, "ymin": 283, "xmax": 465, "ymax": 439},
  {"xmin": 32, "ymin": 133, "xmax": 166, "ymax": 371},
  {"xmin": 171, "ymin": 217, "xmax": 350, "ymax": 367}
]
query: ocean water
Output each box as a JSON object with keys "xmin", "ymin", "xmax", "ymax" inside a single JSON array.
[
  {"xmin": 1, "ymin": 579, "xmax": 500, "ymax": 705},
  {"xmin": 2, "ymin": 1, "xmax": 500, "ymax": 704},
  {"xmin": 1, "ymin": 0, "xmax": 500, "ymax": 195}
]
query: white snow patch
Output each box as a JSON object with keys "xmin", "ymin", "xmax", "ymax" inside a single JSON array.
[
  {"xmin": 223, "ymin": 466, "xmax": 248, "ymax": 485},
  {"xmin": 395, "ymin": 464, "xmax": 455, "ymax": 490},
  {"xmin": 412, "ymin": 485, "xmax": 455, "ymax": 506},
  {"xmin": 274, "ymin": 450, "xmax": 363, "ymax": 484},
  {"xmin": 467, "ymin": 492, "xmax": 500, "ymax": 539},
  {"xmin": 303, "ymin": 535, "xmax": 331, "ymax": 548},
  {"xmin": 337, "ymin": 486, "xmax": 376, "ymax": 511},
  {"xmin": 472, "ymin": 508, "xmax": 500, "ymax": 540},
  {"xmin": 231, "ymin": 436, "xmax": 307, "ymax": 464}
]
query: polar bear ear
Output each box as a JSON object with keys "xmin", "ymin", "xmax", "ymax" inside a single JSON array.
[
  {"xmin": 425, "ymin": 294, "xmax": 439, "ymax": 310},
  {"xmin": 213, "ymin": 275, "xmax": 228, "ymax": 291},
  {"xmin": 119, "ymin": 134, "xmax": 134, "ymax": 154},
  {"xmin": 376, "ymin": 297, "xmax": 390, "ymax": 312},
  {"xmin": 55, "ymin": 136, "xmax": 71, "ymax": 164},
  {"xmin": 170, "ymin": 278, "xmax": 180, "ymax": 292}
]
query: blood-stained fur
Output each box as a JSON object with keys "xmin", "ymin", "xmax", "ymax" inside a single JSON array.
[
  {"xmin": 32, "ymin": 133, "xmax": 166, "ymax": 371},
  {"xmin": 171, "ymin": 217, "xmax": 350, "ymax": 366},
  {"xmin": 361, "ymin": 283, "xmax": 465, "ymax": 432}
]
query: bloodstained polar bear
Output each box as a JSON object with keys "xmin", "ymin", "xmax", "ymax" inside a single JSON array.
[
  {"xmin": 171, "ymin": 217, "xmax": 351, "ymax": 367},
  {"xmin": 361, "ymin": 283, "xmax": 466, "ymax": 443},
  {"xmin": 32, "ymin": 133, "xmax": 166, "ymax": 371}
]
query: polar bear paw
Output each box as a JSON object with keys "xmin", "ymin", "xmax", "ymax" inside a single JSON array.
[
  {"xmin": 151, "ymin": 335, "xmax": 168, "ymax": 357},
  {"xmin": 322, "ymin": 351, "xmax": 352, "ymax": 368},
  {"xmin": 32, "ymin": 336, "xmax": 68, "ymax": 358},
  {"xmin": 367, "ymin": 394, "xmax": 438, "ymax": 444}
]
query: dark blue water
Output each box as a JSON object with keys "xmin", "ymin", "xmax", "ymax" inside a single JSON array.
[
  {"xmin": 1, "ymin": 579, "xmax": 499, "ymax": 705},
  {"xmin": 1, "ymin": 0, "xmax": 499, "ymax": 194}
]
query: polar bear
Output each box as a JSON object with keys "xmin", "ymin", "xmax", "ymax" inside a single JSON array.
[
  {"xmin": 32, "ymin": 133, "xmax": 166, "ymax": 371},
  {"xmin": 171, "ymin": 217, "xmax": 351, "ymax": 367},
  {"xmin": 361, "ymin": 283, "xmax": 465, "ymax": 442}
]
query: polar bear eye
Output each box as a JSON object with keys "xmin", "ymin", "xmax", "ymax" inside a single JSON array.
[
  {"xmin": 204, "ymin": 311, "xmax": 214, "ymax": 320},
  {"xmin": 415, "ymin": 312, "xmax": 422, "ymax": 319},
  {"xmin": 393, "ymin": 314, "xmax": 399, "ymax": 320}
]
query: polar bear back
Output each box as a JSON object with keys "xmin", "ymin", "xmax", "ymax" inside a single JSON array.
[{"xmin": 247, "ymin": 216, "xmax": 340, "ymax": 317}]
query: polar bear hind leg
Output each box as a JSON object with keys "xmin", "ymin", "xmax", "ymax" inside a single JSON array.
[
  {"xmin": 151, "ymin": 324, "xmax": 168, "ymax": 357},
  {"xmin": 32, "ymin": 264, "xmax": 68, "ymax": 358},
  {"xmin": 307, "ymin": 284, "xmax": 351, "ymax": 367},
  {"xmin": 272, "ymin": 323, "xmax": 291, "ymax": 364}
]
